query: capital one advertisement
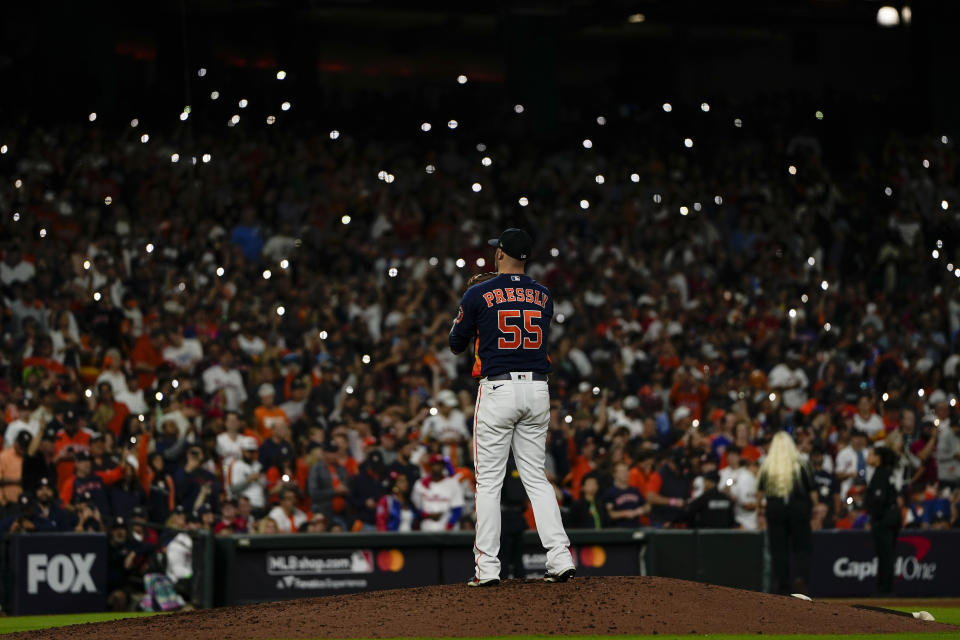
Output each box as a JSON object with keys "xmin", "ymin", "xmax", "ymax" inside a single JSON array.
[
  {"xmin": 230, "ymin": 547, "xmax": 437, "ymax": 603},
  {"xmin": 809, "ymin": 530, "xmax": 960, "ymax": 597}
]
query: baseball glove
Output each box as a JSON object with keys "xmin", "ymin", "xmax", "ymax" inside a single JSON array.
[{"xmin": 465, "ymin": 271, "xmax": 497, "ymax": 291}]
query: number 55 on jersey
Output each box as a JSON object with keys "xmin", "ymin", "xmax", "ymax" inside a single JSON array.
[{"xmin": 449, "ymin": 273, "xmax": 552, "ymax": 378}]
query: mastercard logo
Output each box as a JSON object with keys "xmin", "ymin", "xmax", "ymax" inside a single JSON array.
[
  {"xmin": 579, "ymin": 546, "xmax": 607, "ymax": 568},
  {"xmin": 376, "ymin": 549, "xmax": 405, "ymax": 572}
]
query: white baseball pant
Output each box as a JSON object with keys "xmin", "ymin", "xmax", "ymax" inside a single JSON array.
[{"xmin": 472, "ymin": 372, "xmax": 573, "ymax": 580}]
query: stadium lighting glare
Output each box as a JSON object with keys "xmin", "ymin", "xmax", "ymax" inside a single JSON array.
[
  {"xmin": 815, "ymin": 110, "xmax": 824, "ymax": 120},
  {"xmin": 580, "ymin": 199, "xmax": 590, "ymax": 210},
  {"xmin": 457, "ymin": 74, "xmax": 468, "ymax": 84},
  {"xmin": 170, "ymin": 153, "xmax": 179, "ymax": 163},
  {"xmin": 734, "ymin": 118, "xmax": 743, "ymax": 128},
  {"xmin": 104, "ymin": 196, "xmax": 112, "ymax": 205},
  {"xmin": 923, "ymin": 159, "xmax": 930, "ymax": 168},
  {"xmin": 329, "ymin": 130, "xmax": 340, "ymax": 140},
  {"xmin": 653, "ymin": 194, "xmax": 662, "ymax": 204},
  {"xmin": 238, "ymin": 99, "xmax": 248, "ymax": 109},
  {"xmin": 631, "ymin": 173, "xmax": 640, "ymax": 183},
  {"xmin": 901, "ymin": 6, "xmax": 912, "ymax": 24},
  {"xmin": 700, "ymin": 102, "xmax": 710, "ymax": 112},
  {"xmin": 456, "ymin": 258, "xmax": 466, "ymax": 268},
  {"xmin": 788, "ymin": 165, "xmax": 797, "ymax": 175},
  {"xmin": 627, "ymin": 13, "xmax": 645, "ymax": 23},
  {"xmin": 941, "ymin": 200, "xmax": 949, "ymax": 210},
  {"xmin": 518, "ymin": 196, "xmax": 529, "ymax": 207},
  {"xmin": 388, "ymin": 267, "xmax": 398, "ymax": 278},
  {"xmin": 130, "ymin": 119, "xmax": 139, "ymax": 128},
  {"xmin": 472, "ymin": 182, "xmax": 482, "ymax": 192},
  {"xmin": 597, "ymin": 116, "xmax": 606, "ymax": 125},
  {"xmin": 476, "ymin": 258, "xmax": 486, "ymax": 267},
  {"xmin": 684, "ymin": 138, "xmax": 693, "ymax": 148},
  {"xmin": 877, "ymin": 6, "xmax": 900, "ymax": 26},
  {"xmin": 514, "ymin": 104, "xmax": 524, "ymax": 114},
  {"xmin": 884, "ymin": 187, "xmax": 893, "ymax": 196},
  {"xmin": 481, "ymin": 156, "xmax": 492, "ymax": 167},
  {"xmin": 216, "ymin": 267, "xmax": 224, "ymax": 277},
  {"xmin": 276, "ymin": 70, "xmax": 287, "ymax": 80},
  {"xmin": 662, "ymin": 103, "xmax": 672, "ymax": 113},
  {"xmin": 550, "ymin": 248, "xmax": 560, "ymax": 257},
  {"xmin": 202, "ymin": 153, "xmax": 211, "ymax": 163},
  {"xmin": 425, "ymin": 164, "xmax": 436, "ymax": 174},
  {"xmin": 88, "ymin": 112, "xmax": 97, "ymax": 122},
  {"xmin": 0, "ymin": 145, "xmax": 6, "ymax": 154},
  {"xmin": 595, "ymin": 174, "xmax": 605, "ymax": 184},
  {"xmin": 421, "ymin": 122, "xmax": 431, "ymax": 132},
  {"xmin": 680, "ymin": 206, "xmax": 689, "ymax": 216},
  {"xmin": 210, "ymin": 91, "xmax": 219, "ymax": 100},
  {"xmin": 715, "ymin": 195, "xmax": 723, "ymax": 205},
  {"xmin": 197, "ymin": 68, "xmax": 207, "ymax": 77},
  {"xmin": 448, "ymin": 120, "xmax": 458, "ymax": 129},
  {"xmin": 281, "ymin": 101, "xmax": 291, "ymax": 111},
  {"xmin": 582, "ymin": 139, "xmax": 593, "ymax": 149},
  {"xmin": 266, "ymin": 115, "xmax": 276, "ymax": 125}
]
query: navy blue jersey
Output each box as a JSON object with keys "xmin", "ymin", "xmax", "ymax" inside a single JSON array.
[{"xmin": 449, "ymin": 273, "xmax": 552, "ymax": 377}]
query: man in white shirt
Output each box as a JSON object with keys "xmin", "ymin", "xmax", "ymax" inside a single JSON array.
[
  {"xmin": 268, "ymin": 486, "xmax": 308, "ymax": 532},
  {"xmin": 836, "ymin": 429, "xmax": 872, "ymax": 497},
  {"xmin": 163, "ymin": 330, "xmax": 204, "ymax": 373},
  {"xmin": 202, "ymin": 350, "xmax": 247, "ymax": 412},
  {"xmin": 728, "ymin": 459, "xmax": 759, "ymax": 530},
  {"xmin": 0, "ymin": 245, "xmax": 35, "ymax": 286},
  {"xmin": 115, "ymin": 372, "xmax": 148, "ymax": 415},
  {"xmin": 767, "ymin": 351, "xmax": 809, "ymax": 411},
  {"xmin": 421, "ymin": 390, "xmax": 469, "ymax": 444},
  {"xmin": 411, "ymin": 455, "xmax": 464, "ymax": 532},
  {"xmin": 216, "ymin": 411, "xmax": 247, "ymax": 466},
  {"xmin": 934, "ymin": 400, "xmax": 960, "ymax": 488},
  {"xmin": 225, "ymin": 436, "xmax": 266, "ymax": 511},
  {"xmin": 95, "ymin": 349, "xmax": 129, "ymax": 397},
  {"xmin": 853, "ymin": 393, "xmax": 885, "ymax": 440}
]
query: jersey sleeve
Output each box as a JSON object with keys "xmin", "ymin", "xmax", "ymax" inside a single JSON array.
[{"xmin": 449, "ymin": 289, "xmax": 478, "ymax": 354}]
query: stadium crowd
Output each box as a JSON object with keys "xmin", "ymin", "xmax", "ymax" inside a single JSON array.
[{"xmin": 1, "ymin": 88, "xmax": 960, "ymax": 605}]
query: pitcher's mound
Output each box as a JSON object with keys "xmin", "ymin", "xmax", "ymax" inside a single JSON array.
[{"xmin": 9, "ymin": 577, "xmax": 956, "ymax": 639}]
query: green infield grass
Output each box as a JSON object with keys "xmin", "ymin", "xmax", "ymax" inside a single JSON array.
[
  {"xmin": 0, "ymin": 608, "xmax": 958, "ymax": 639},
  {"xmin": 0, "ymin": 611, "xmax": 158, "ymax": 634}
]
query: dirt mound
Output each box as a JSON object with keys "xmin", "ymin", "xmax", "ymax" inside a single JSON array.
[{"xmin": 9, "ymin": 577, "xmax": 956, "ymax": 639}]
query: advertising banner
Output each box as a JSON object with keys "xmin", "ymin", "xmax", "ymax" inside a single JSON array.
[
  {"xmin": 229, "ymin": 547, "xmax": 438, "ymax": 603},
  {"xmin": 11, "ymin": 533, "xmax": 108, "ymax": 615},
  {"xmin": 440, "ymin": 542, "xmax": 639, "ymax": 583},
  {"xmin": 809, "ymin": 530, "xmax": 960, "ymax": 597}
]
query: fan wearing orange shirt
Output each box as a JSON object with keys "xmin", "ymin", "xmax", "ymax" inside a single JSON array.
[
  {"xmin": 254, "ymin": 383, "xmax": 289, "ymax": 440},
  {"xmin": 565, "ymin": 436, "xmax": 599, "ymax": 500},
  {"xmin": 669, "ymin": 367, "xmax": 709, "ymax": 422}
]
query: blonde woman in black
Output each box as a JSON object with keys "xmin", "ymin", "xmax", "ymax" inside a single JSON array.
[{"xmin": 757, "ymin": 432, "xmax": 817, "ymax": 594}]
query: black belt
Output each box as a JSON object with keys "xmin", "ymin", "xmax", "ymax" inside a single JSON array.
[{"xmin": 484, "ymin": 372, "xmax": 548, "ymax": 381}]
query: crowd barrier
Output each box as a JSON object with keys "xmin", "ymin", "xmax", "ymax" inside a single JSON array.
[{"xmin": 3, "ymin": 529, "xmax": 959, "ymax": 613}]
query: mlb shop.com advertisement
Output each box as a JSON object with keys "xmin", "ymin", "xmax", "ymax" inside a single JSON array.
[{"xmin": 231, "ymin": 548, "xmax": 432, "ymax": 602}]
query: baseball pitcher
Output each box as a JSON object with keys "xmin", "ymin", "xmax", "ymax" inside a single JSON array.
[{"xmin": 449, "ymin": 228, "xmax": 576, "ymax": 586}]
